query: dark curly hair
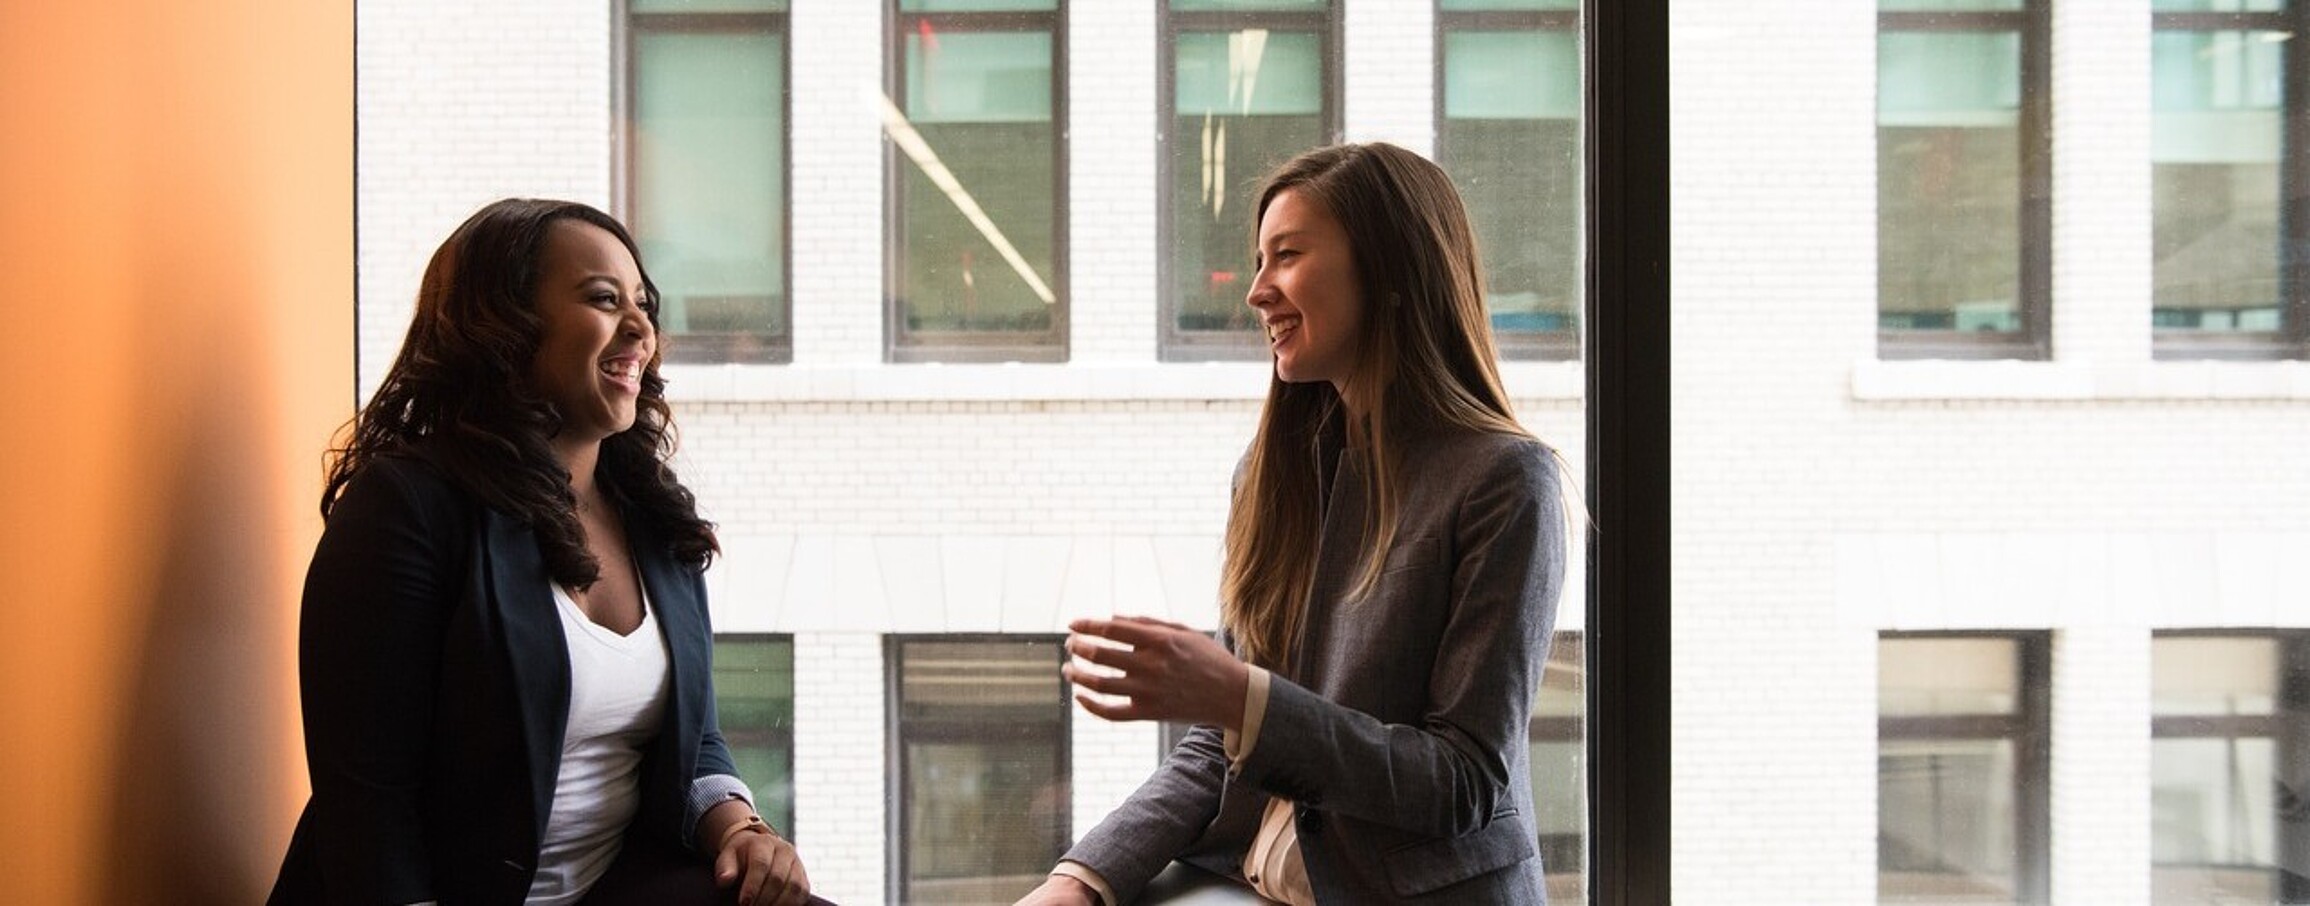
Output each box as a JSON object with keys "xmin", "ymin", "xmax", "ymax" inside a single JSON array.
[{"xmin": 323, "ymin": 198, "xmax": 717, "ymax": 586}]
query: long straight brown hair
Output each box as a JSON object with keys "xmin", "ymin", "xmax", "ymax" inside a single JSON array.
[{"xmin": 1221, "ymin": 143, "xmax": 1528, "ymax": 670}]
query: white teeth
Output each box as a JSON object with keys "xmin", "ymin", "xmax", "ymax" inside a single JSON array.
[{"xmin": 1267, "ymin": 318, "xmax": 1299, "ymax": 343}]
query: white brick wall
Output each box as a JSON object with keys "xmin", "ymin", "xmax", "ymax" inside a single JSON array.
[
  {"xmin": 788, "ymin": 0, "xmax": 884, "ymax": 366},
  {"xmin": 1343, "ymin": 0, "xmax": 1434, "ymax": 155},
  {"xmin": 792, "ymin": 632, "xmax": 885, "ymax": 904},
  {"xmin": 355, "ymin": 0, "xmax": 612, "ymax": 400},
  {"xmin": 1068, "ymin": 1, "xmax": 1161, "ymax": 364},
  {"xmin": 2050, "ymin": 628, "xmax": 2152, "ymax": 904},
  {"xmin": 357, "ymin": 2, "xmax": 2308, "ymax": 904}
]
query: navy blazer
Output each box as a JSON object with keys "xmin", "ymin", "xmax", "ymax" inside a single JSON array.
[
  {"xmin": 270, "ymin": 453, "xmax": 738, "ymax": 905},
  {"xmin": 1062, "ymin": 424, "xmax": 1566, "ymax": 904}
]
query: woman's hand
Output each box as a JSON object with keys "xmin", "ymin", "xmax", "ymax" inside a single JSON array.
[
  {"xmin": 705, "ymin": 803, "xmax": 811, "ymax": 906},
  {"xmin": 1013, "ymin": 874, "xmax": 1099, "ymax": 906},
  {"xmin": 1061, "ymin": 616, "xmax": 1249, "ymax": 731}
]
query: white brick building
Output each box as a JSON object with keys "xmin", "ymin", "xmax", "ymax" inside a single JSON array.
[{"xmin": 359, "ymin": 1, "xmax": 2306, "ymax": 903}]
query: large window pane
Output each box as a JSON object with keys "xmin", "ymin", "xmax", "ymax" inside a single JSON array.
[
  {"xmin": 631, "ymin": 15, "xmax": 789, "ymax": 363},
  {"xmin": 1877, "ymin": 28, "xmax": 2024, "ymax": 338},
  {"xmin": 2152, "ymin": 15, "xmax": 2291, "ymax": 349},
  {"xmin": 1531, "ymin": 632, "xmax": 1588, "ymax": 903},
  {"xmin": 888, "ymin": 5, "xmax": 1065, "ymax": 361},
  {"xmin": 889, "ymin": 637, "xmax": 1069, "ymax": 904},
  {"xmin": 1162, "ymin": 2, "xmax": 1335, "ymax": 357},
  {"xmin": 713, "ymin": 636, "xmax": 796, "ymax": 835},
  {"xmin": 2151, "ymin": 633, "xmax": 2310, "ymax": 903},
  {"xmin": 1879, "ymin": 634, "xmax": 2049, "ymax": 903},
  {"xmin": 1438, "ymin": 14, "xmax": 1581, "ymax": 359}
]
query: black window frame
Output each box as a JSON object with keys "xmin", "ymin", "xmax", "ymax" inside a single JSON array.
[
  {"xmin": 1583, "ymin": 0, "xmax": 1670, "ymax": 901},
  {"xmin": 615, "ymin": 0, "xmax": 796, "ymax": 365},
  {"xmin": 1156, "ymin": 1, "xmax": 1344, "ymax": 362},
  {"xmin": 2150, "ymin": 628, "xmax": 2310, "ymax": 901},
  {"xmin": 2150, "ymin": 3, "xmax": 2310, "ymax": 360},
  {"xmin": 1876, "ymin": 630, "xmax": 2052, "ymax": 905},
  {"xmin": 884, "ymin": 633, "xmax": 1072, "ymax": 905},
  {"xmin": 1434, "ymin": 1, "xmax": 1584, "ymax": 362},
  {"xmin": 1875, "ymin": 1, "xmax": 2053, "ymax": 361},
  {"xmin": 883, "ymin": 0, "xmax": 1071, "ymax": 364}
]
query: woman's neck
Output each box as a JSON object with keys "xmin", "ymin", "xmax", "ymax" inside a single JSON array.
[{"xmin": 553, "ymin": 437, "xmax": 602, "ymax": 506}]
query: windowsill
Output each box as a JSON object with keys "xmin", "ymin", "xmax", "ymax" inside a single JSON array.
[
  {"xmin": 663, "ymin": 360, "xmax": 1585, "ymax": 403},
  {"xmin": 1851, "ymin": 358, "xmax": 2310, "ymax": 401}
]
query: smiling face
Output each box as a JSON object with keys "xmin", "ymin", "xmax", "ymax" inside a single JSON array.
[
  {"xmin": 527, "ymin": 219, "xmax": 656, "ymax": 450},
  {"xmin": 1247, "ymin": 188, "xmax": 1366, "ymax": 395}
]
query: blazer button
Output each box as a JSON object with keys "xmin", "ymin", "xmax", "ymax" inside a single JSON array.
[{"xmin": 1297, "ymin": 808, "xmax": 1324, "ymax": 835}]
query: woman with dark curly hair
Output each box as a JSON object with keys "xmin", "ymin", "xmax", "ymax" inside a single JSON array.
[{"xmin": 269, "ymin": 199, "xmax": 812, "ymax": 906}]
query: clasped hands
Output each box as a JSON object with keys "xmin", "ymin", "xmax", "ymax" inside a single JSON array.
[{"xmin": 1061, "ymin": 616, "xmax": 1250, "ymax": 732}]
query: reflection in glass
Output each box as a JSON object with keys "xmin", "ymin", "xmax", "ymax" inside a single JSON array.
[
  {"xmin": 1440, "ymin": 24, "xmax": 1580, "ymax": 354},
  {"xmin": 1879, "ymin": 739, "xmax": 2019, "ymax": 901},
  {"xmin": 1168, "ymin": 16, "xmax": 1329, "ymax": 344},
  {"xmin": 1877, "ymin": 29, "xmax": 2024, "ymax": 335},
  {"xmin": 1878, "ymin": 635, "xmax": 2045, "ymax": 903},
  {"xmin": 892, "ymin": 638, "xmax": 1069, "ymax": 904},
  {"xmin": 632, "ymin": 24, "xmax": 789, "ymax": 362},
  {"xmin": 2150, "ymin": 633, "xmax": 2309, "ymax": 903},
  {"xmin": 1530, "ymin": 632, "xmax": 1587, "ymax": 903},
  {"xmin": 2152, "ymin": 28, "xmax": 2286, "ymax": 336},
  {"xmin": 891, "ymin": 10, "xmax": 1062, "ymax": 357},
  {"xmin": 714, "ymin": 636, "xmax": 797, "ymax": 835}
]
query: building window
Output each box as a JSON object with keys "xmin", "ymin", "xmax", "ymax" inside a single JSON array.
[
  {"xmin": 2152, "ymin": 1, "xmax": 2310, "ymax": 359},
  {"xmin": 1530, "ymin": 631, "xmax": 1587, "ymax": 903},
  {"xmin": 1160, "ymin": 0, "xmax": 1340, "ymax": 360},
  {"xmin": 887, "ymin": 635, "xmax": 1070, "ymax": 904},
  {"xmin": 713, "ymin": 635, "xmax": 796, "ymax": 835},
  {"xmin": 885, "ymin": 0, "xmax": 1067, "ymax": 363},
  {"xmin": 2151, "ymin": 631, "xmax": 2310, "ymax": 902},
  {"xmin": 622, "ymin": 0, "xmax": 791, "ymax": 364},
  {"xmin": 1876, "ymin": 0, "xmax": 2049, "ymax": 359},
  {"xmin": 1878, "ymin": 633, "xmax": 2049, "ymax": 904},
  {"xmin": 1436, "ymin": 0, "xmax": 1581, "ymax": 360}
]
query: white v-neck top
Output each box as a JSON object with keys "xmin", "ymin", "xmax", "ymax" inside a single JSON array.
[{"xmin": 525, "ymin": 581, "xmax": 671, "ymax": 905}]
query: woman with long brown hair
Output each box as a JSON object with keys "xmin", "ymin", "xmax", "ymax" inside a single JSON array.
[
  {"xmin": 270, "ymin": 199, "xmax": 811, "ymax": 905},
  {"xmin": 1021, "ymin": 143, "xmax": 1568, "ymax": 905}
]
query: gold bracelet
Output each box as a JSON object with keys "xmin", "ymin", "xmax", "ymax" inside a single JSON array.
[{"xmin": 716, "ymin": 812, "xmax": 774, "ymax": 852}]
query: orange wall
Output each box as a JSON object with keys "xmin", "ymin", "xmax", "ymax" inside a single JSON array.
[{"xmin": 0, "ymin": 1, "xmax": 351, "ymax": 902}]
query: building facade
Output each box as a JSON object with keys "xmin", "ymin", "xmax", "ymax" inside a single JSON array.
[{"xmin": 358, "ymin": 1, "xmax": 2306, "ymax": 903}]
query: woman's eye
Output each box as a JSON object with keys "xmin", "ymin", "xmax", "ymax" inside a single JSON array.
[{"xmin": 590, "ymin": 293, "xmax": 618, "ymax": 308}]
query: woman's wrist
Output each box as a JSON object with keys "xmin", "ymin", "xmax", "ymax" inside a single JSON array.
[{"xmin": 716, "ymin": 811, "xmax": 775, "ymax": 851}]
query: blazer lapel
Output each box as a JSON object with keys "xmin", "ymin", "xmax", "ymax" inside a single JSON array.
[
  {"xmin": 482, "ymin": 506, "xmax": 571, "ymax": 840},
  {"xmin": 635, "ymin": 538, "xmax": 704, "ymax": 781}
]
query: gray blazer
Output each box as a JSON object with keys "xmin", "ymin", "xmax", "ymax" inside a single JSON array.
[{"xmin": 1064, "ymin": 422, "xmax": 1567, "ymax": 904}]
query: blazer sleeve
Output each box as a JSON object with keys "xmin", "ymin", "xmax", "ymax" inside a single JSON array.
[
  {"xmin": 1058, "ymin": 705, "xmax": 1237, "ymax": 904},
  {"xmin": 296, "ymin": 457, "xmax": 465, "ymax": 904},
  {"xmin": 1233, "ymin": 441, "xmax": 1566, "ymax": 839}
]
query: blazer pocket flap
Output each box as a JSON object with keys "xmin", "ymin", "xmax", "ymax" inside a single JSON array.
[{"xmin": 1381, "ymin": 810, "xmax": 1538, "ymax": 897}]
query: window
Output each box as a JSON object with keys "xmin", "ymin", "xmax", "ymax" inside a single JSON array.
[
  {"xmin": 886, "ymin": 0, "xmax": 1067, "ymax": 362},
  {"xmin": 713, "ymin": 635, "xmax": 797, "ymax": 835},
  {"xmin": 1878, "ymin": 633, "xmax": 2050, "ymax": 904},
  {"xmin": 623, "ymin": 0, "xmax": 792, "ymax": 364},
  {"xmin": 1436, "ymin": 0, "xmax": 1581, "ymax": 359},
  {"xmin": 1530, "ymin": 631, "xmax": 1587, "ymax": 903},
  {"xmin": 2151, "ymin": 631, "xmax": 2310, "ymax": 902},
  {"xmin": 1877, "ymin": 0, "xmax": 2049, "ymax": 358},
  {"xmin": 887, "ymin": 636, "xmax": 1070, "ymax": 904},
  {"xmin": 2151, "ymin": 0, "xmax": 2310, "ymax": 359},
  {"xmin": 1160, "ymin": 0, "xmax": 1340, "ymax": 360}
]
